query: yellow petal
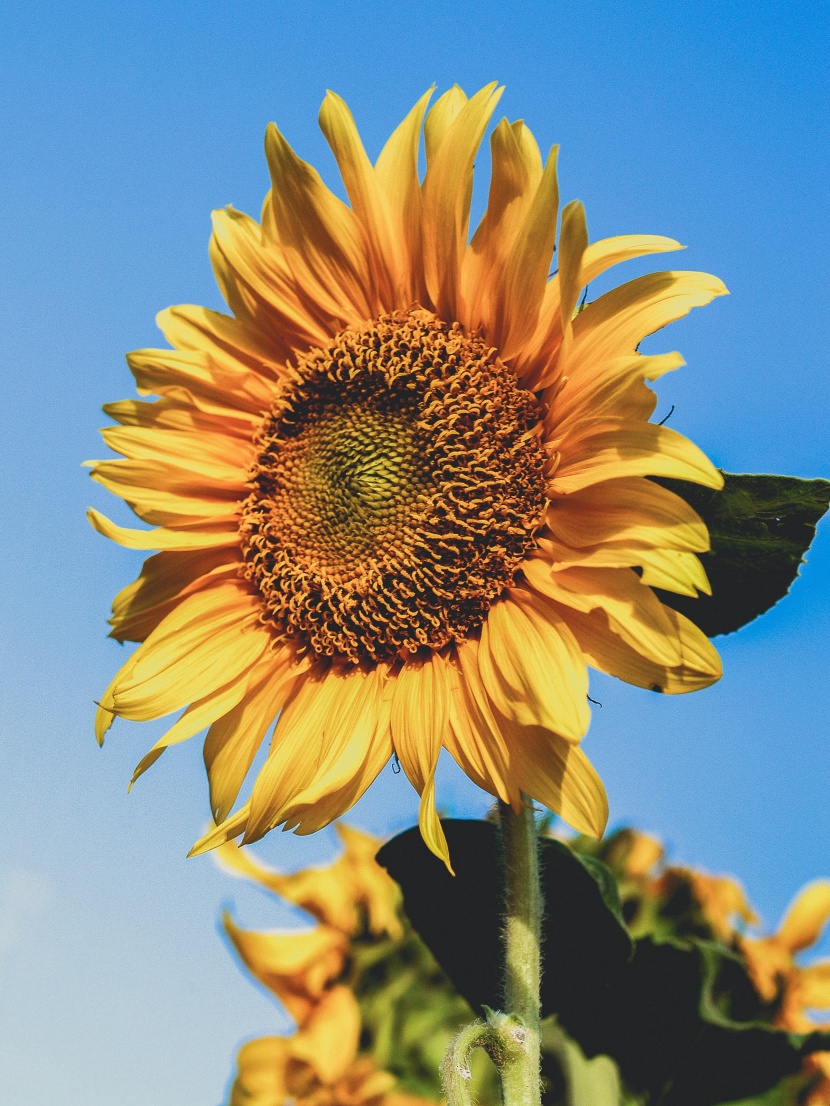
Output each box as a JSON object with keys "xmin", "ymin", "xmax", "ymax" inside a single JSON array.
[
  {"xmin": 548, "ymin": 351, "xmax": 682, "ymax": 433},
  {"xmin": 549, "ymin": 419, "xmax": 724, "ymax": 494},
  {"xmin": 558, "ymin": 601, "xmax": 721, "ymax": 693},
  {"xmin": 546, "ymin": 476, "xmax": 707, "ymax": 553},
  {"xmin": 637, "ymin": 548, "xmax": 711, "ymax": 597},
  {"xmin": 109, "ymin": 552, "xmax": 239, "ymax": 644},
  {"xmin": 263, "ymin": 122, "xmax": 372, "ymax": 320},
  {"xmin": 204, "ymin": 648, "xmax": 306, "ymax": 823},
  {"xmin": 125, "ymin": 341, "xmax": 277, "ymax": 418},
  {"xmin": 391, "ymin": 653, "xmax": 453, "ymax": 871},
  {"xmin": 244, "ymin": 664, "xmax": 391, "ymax": 842},
  {"xmin": 524, "ymin": 561, "xmax": 682, "ymax": 667},
  {"xmin": 229, "ymin": 1036, "xmax": 290, "ymax": 1106},
  {"xmin": 104, "ymin": 582, "xmax": 270, "ymax": 721},
  {"xmin": 778, "ymin": 881, "xmax": 830, "ymax": 953},
  {"xmin": 506, "ymin": 719, "xmax": 608, "ymax": 838},
  {"xmin": 541, "ymin": 540, "xmax": 711, "ymax": 597},
  {"xmin": 291, "ymin": 985, "xmax": 361, "ymax": 1084},
  {"xmin": 103, "ymin": 396, "xmax": 257, "ymax": 439},
  {"xmin": 580, "ymin": 234, "xmax": 684, "ymax": 285},
  {"xmin": 156, "ymin": 301, "xmax": 283, "ymax": 376},
  {"xmin": 556, "ymin": 198, "xmax": 589, "ymax": 365},
  {"xmin": 513, "ymin": 234, "xmax": 685, "ymax": 382},
  {"xmin": 446, "ymin": 641, "xmax": 520, "ymax": 807},
  {"xmin": 567, "ymin": 269, "xmax": 728, "ymax": 370},
  {"xmin": 464, "ymin": 118, "xmax": 545, "ymax": 327},
  {"xmin": 100, "ymin": 422, "xmax": 255, "ymax": 477},
  {"xmin": 128, "ymin": 664, "xmax": 255, "ymax": 789},
  {"xmin": 210, "ymin": 205, "xmax": 332, "ymax": 347},
  {"xmin": 319, "ymin": 90, "xmax": 402, "ymax": 309},
  {"xmin": 87, "ymin": 507, "xmax": 238, "ymax": 552},
  {"xmin": 495, "ymin": 144, "xmax": 560, "ymax": 361},
  {"xmin": 87, "ymin": 457, "xmax": 244, "ymax": 527},
  {"xmin": 798, "ymin": 963, "xmax": 830, "ymax": 1010},
  {"xmin": 223, "ymin": 912, "xmax": 348, "ymax": 1024},
  {"xmin": 421, "ymin": 83, "xmax": 503, "ymax": 318},
  {"xmin": 478, "ymin": 587, "xmax": 590, "ymax": 742},
  {"xmin": 188, "ymin": 802, "xmax": 251, "ymax": 855},
  {"xmin": 423, "ymin": 85, "xmax": 468, "ymax": 162}
]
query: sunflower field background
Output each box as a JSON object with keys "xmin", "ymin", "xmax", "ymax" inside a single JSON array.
[{"xmin": 1, "ymin": 2, "xmax": 828, "ymax": 1104}]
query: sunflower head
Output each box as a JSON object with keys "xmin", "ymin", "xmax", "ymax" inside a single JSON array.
[{"xmin": 90, "ymin": 83, "xmax": 725, "ymax": 868}]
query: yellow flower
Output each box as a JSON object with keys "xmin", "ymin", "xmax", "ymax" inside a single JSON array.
[
  {"xmin": 223, "ymin": 915, "xmax": 349, "ymax": 1026},
  {"xmin": 91, "ymin": 83, "xmax": 724, "ymax": 866},
  {"xmin": 217, "ymin": 824, "xmax": 403, "ymax": 939},
  {"xmin": 228, "ymin": 985, "xmax": 429, "ymax": 1106},
  {"xmin": 741, "ymin": 881, "xmax": 830, "ymax": 1105}
]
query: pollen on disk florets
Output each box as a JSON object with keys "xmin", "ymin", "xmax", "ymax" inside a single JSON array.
[{"xmin": 239, "ymin": 309, "xmax": 547, "ymax": 663}]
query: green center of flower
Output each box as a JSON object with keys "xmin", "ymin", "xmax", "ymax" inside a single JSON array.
[{"xmin": 240, "ymin": 309, "xmax": 547, "ymax": 663}]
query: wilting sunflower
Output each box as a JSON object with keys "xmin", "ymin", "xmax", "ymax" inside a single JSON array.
[{"xmin": 90, "ymin": 83, "xmax": 724, "ymax": 866}]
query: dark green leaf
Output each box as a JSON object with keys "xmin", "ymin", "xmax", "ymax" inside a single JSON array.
[
  {"xmin": 653, "ymin": 473, "xmax": 830, "ymax": 636},
  {"xmin": 377, "ymin": 819, "xmax": 633, "ymax": 1025},
  {"xmin": 378, "ymin": 820, "xmax": 830, "ymax": 1106}
]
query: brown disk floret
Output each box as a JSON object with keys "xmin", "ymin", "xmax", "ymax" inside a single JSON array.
[{"xmin": 239, "ymin": 309, "xmax": 547, "ymax": 663}]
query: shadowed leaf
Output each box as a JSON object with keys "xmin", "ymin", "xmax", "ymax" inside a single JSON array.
[
  {"xmin": 377, "ymin": 820, "xmax": 830, "ymax": 1106},
  {"xmin": 654, "ymin": 473, "xmax": 830, "ymax": 636}
]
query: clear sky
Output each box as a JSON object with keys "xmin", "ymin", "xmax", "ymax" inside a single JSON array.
[{"xmin": 1, "ymin": 2, "xmax": 828, "ymax": 1103}]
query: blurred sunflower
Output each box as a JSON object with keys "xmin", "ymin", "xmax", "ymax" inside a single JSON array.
[{"xmin": 90, "ymin": 83, "xmax": 724, "ymax": 865}]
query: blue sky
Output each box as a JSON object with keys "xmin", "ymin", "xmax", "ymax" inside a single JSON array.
[{"xmin": 1, "ymin": 1, "xmax": 828, "ymax": 1103}]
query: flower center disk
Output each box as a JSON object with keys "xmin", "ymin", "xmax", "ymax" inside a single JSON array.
[{"xmin": 240, "ymin": 309, "xmax": 547, "ymax": 663}]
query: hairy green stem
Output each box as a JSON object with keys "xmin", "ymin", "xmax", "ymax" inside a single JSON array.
[
  {"xmin": 499, "ymin": 797, "xmax": 543, "ymax": 1106},
  {"xmin": 441, "ymin": 798, "xmax": 543, "ymax": 1106}
]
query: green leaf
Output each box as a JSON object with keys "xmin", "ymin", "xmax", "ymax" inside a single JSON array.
[
  {"xmin": 541, "ymin": 1020, "xmax": 627, "ymax": 1106},
  {"xmin": 653, "ymin": 473, "xmax": 830, "ymax": 636},
  {"xmin": 377, "ymin": 819, "xmax": 633, "ymax": 1025},
  {"xmin": 378, "ymin": 821, "xmax": 830, "ymax": 1106}
]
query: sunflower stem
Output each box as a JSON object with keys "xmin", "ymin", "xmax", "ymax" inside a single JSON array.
[{"xmin": 498, "ymin": 796, "xmax": 543, "ymax": 1106}]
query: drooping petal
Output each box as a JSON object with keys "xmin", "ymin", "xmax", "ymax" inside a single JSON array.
[
  {"xmin": 128, "ymin": 662, "xmax": 258, "ymax": 788},
  {"xmin": 390, "ymin": 653, "xmax": 453, "ymax": 870},
  {"xmin": 243, "ymin": 664, "xmax": 392, "ymax": 842},
  {"xmin": 204, "ymin": 648, "xmax": 308, "ymax": 823},
  {"xmin": 558, "ymin": 601, "xmax": 722, "ymax": 693},
  {"xmin": 513, "ymin": 729, "xmax": 608, "ymax": 839},
  {"xmin": 478, "ymin": 587, "xmax": 590, "ymax": 741}
]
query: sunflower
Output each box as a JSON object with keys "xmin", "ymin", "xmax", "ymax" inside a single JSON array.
[{"xmin": 90, "ymin": 83, "xmax": 724, "ymax": 867}]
